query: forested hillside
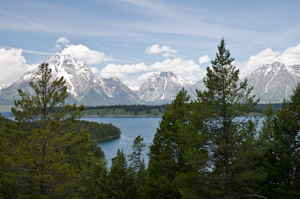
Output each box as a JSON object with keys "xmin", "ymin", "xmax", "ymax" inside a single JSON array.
[{"xmin": 74, "ymin": 120, "xmax": 121, "ymax": 141}]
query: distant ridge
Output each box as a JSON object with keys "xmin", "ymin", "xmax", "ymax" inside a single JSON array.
[
  {"xmin": 136, "ymin": 71, "xmax": 201, "ymax": 104},
  {"xmin": 243, "ymin": 62, "xmax": 300, "ymax": 103}
]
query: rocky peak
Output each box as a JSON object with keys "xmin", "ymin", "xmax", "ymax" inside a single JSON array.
[
  {"xmin": 0, "ymin": 53, "xmax": 142, "ymax": 106},
  {"xmin": 137, "ymin": 71, "xmax": 197, "ymax": 103},
  {"xmin": 244, "ymin": 61, "xmax": 300, "ymax": 103}
]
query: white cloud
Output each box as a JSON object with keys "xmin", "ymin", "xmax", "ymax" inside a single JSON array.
[
  {"xmin": 56, "ymin": 37, "xmax": 70, "ymax": 45},
  {"xmin": 122, "ymin": 79, "xmax": 140, "ymax": 91},
  {"xmin": 100, "ymin": 57, "xmax": 204, "ymax": 89},
  {"xmin": 145, "ymin": 44, "xmax": 178, "ymax": 54},
  {"xmin": 0, "ymin": 48, "xmax": 37, "ymax": 84},
  {"xmin": 90, "ymin": 67, "xmax": 99, "ymax": 74},
  {"xmin": 137, "ymin": 72, "xmax": 155, "ymax": 82},
  {"xmin": 104, "ymin": 56, "xmax": 114, "ymax": 62},
  {"xmin": 100, "ymin": 62, "xmax": 148, "ymax": 78},
  {"xmin": 61, "ymin": 44, "xmax": 106, "ymax": 64},
  {"xmin": 199, "ymin": 55, "xmax": 211, "ymax": 64},
  {"xmin": 149, "ymin": 57, "xmax": 202, "ymax": 81},
  {"xmin": 240, "ymin": 43, "xmax": 300, "ymax": 77},
  {"xmin": 162, "ymin": 53, "xmax": 177, "ymax": 58},
  {"xmin": 53, "ymin": 37, "xmax": 70, "ymax": 51}
]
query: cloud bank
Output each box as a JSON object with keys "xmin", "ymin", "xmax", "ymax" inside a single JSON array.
[
  {"xmin": 53, "ymin": 37, "xmax": 110, "ymax": 65},
  {"xmin": 61, "ymin": 44, "xmax": 106, "ymax": 65},
  {"xmin": 0, "ymin": 48, "xmax": 36, "ymax": 84},
  {"xmin": 239, "ymin": 42, "xmax": 300, "ymax": 77},
  {"xmin": 100, "ymin": 57, "xmax": 203, "ymax": 89},
  {"xmin": 199, "ymin": 55, "xmax": 211, "ymax": 64}
]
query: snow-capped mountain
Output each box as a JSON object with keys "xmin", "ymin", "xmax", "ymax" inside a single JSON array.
[
  {"xmin": 3, "ymin": 54, "xmax": 298, "ymax": 106},
  {"xmin": 244, "ymin": 62, "xmax": 300, "ymax": 103},
  {"xmin": 136, "ymin": 71, "xmax": 202, "ymax": 103},
  {"xmin": 0, "ymin": 83, "xmax": 9, "ymax": 91},
  {"xmin": 0, "ymin": 54, "xmax": 142, "ymax": 106}
]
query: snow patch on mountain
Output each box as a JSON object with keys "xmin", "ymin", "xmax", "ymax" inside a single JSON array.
[
  {"xmin": 244, "ymin": 61, "xmax": 300, "ymax": 103},
  {"xmin": 137, "ymin": 71, "xmax": 202, "ymax": 103},
  {"xmin": 0, "ymin": 54, "xmax": 142, "ymax": 106}
]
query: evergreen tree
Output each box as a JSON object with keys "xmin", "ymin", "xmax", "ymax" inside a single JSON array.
[
  {"xmin": 127, "ymin": 136, "xmax": 147, "ymax": 199},
  {"xmin": 146, "ymin": 89, "xmax": 190, "ymax": 199},
  {"xmin": 108, "ymin": 149, "xmax": 132, "ymax": 199},
  {"xmin": 259, "ymin": 85, "xmax": 300, "ymax": 198},
  {"xmin": 0, "ymin": 63, "xmax": 91, "ymax": 198},
  {"xmin": 92, "ymin": 161, "xmax": 111, "ymax": 199},
  {"xmin": 180, "ymin": 39, "xmax": 266, "ymax": 198},
  {"xmin": 257, "ymin": 103, "xmax": 279, "ymax": 198},
  {"xmin": 128, "ymin": 135, "xmax": 146, "ymax": 175}
]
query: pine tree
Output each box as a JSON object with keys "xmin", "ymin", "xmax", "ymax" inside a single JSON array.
[
  {"xmin": 108, "ymin": 149, "xmax": 132, "ymax": 199},
  {"xmin": 92, "ymin": 161, "xmax": 111, "ymax": 199},
  {"xmin": 259, "ymin": 85, "xmax": 300, "ymax": 198},
  {"xmin": 180, "ymin": 39, "xmax": 266, "ymax": 198},
  {"xmin": 146, "ymin": 89, "xmax": 190, "ymax": 199},
  {"xmin": 127, "ymin": 135, "xmax": 147, "ymax": 199},
  {"xmin": 0, "ymin": 63, "xmax": 91, "ymax": 198},
  {"xmin": 128, "ymin": 135, "xmax": 146, "ymax": 175}
]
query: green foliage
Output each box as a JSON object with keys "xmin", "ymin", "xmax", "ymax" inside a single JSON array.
[
  {"xmin": 259, "ymin": 84, "xmax": 300, "ymax": 198},
  {"xmin": 91, "ymin": 139, "xmax": 105, "ymax": 159},
  {"xmin": 92, "ymin": 161, "xmax": 111, "ymax": 198},
  {"xmin": 179, "ymin": 39, "xmax": 266, "ymax": 198},
  {"xmin": 108, "ymin": 149, "xmax": 133, "ymax": 199},
  {"xmin": 128, "ymin": 135, "xmax": 146, "ymax": 175},
  {"xmin": 74, "ymin": 120, "xmax": 121, "ymax": 141},
  {"xmin": 82, "ymin": 104, "xmax": 166, "ymax": 116},
  {"xmin": 127, "ymin": 136, "xmax": 147, "ymax": 199},
  {"xmin": 146, "ymin": 89, "xmax": 190, "ymax": 199},
  {"xmin": 0, "ymin": 63, "xmax": 91, "ymax": 198}
]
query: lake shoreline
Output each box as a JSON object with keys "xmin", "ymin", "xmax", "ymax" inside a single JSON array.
[{"xmin": 81, "ymin": 114, "xmax": 163, "ymax": 117}]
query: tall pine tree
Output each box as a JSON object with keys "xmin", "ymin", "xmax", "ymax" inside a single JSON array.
[
  {"xmin": 127, "ymin": 135, "xmax": 147, "ymax": 199},
  {"xmin": 0, "ymin": 63, "xmax": 91, "ymax": 198},
  {"xmin": 259, "ymin": 85, "xmax": 300, "ymax": 198},
  {"xmin": 108, "ymin": 149, "xmax": 133, "ymax": 199},
  {"xmin": 180, "ymin": 39, "xmax": 266, "ymax": 198},
  {"xmin": 146, "ymin": 89, "xmax": 190, "ymax": 199}
]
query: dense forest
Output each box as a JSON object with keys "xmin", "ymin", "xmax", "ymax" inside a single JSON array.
[
  {"xmin": 74, "ymin": 120, "xmax": 121, "ymax": 141},
  {"xmin": 2, "ymin": 40, "xmax": 300, "ymax": 198}
]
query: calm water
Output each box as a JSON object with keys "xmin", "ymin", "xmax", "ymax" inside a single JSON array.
[
  {"xmin": 0, "ymin": 110, "xmax": 13, "ymax": 118},
  {"xmin": 0, "ymin": 111, "xmax": 161, "ymax": 167},
  {"xmin": 0, "ymin": 111, "xmax": 263, "ymax": 168},
  {"xmin": 81, "ymin": 117, "xmax": 161, "ymax": 167}
]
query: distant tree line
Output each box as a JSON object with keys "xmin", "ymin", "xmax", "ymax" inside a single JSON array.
[
  {"xmin": 254, "ymin": 103, "xmax": 282, "ymax": 113},
  {"xmin": 85, "ymin": 101, "xmax": 281, "ymax": 115},
  {"xmin": 85, "ymin": 104, "xmax": 166, "ymax": 114}
]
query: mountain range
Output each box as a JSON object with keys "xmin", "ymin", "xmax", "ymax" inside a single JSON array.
[
  {"xmin": 243, "ymin": 62, "xmax": 300, "ymax": 103},
  {"xmin": 0, "ymin": 54, "xmax": 141, "ymax": 106},
  {"xmin": 0, "ymin": 54, "xmax": 299, "ymax": 105}
]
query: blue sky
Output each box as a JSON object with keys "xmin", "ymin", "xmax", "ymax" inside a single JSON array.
[{"xmin": 1, "ymin": 0, "xmax": 300, "ymax": 89}]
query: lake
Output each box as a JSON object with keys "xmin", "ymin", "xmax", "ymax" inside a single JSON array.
[
  {"xmin": 0, "ymin": 111, "xmax": 263, "ymax": 168},
  {"xmin": 81, "ymin": 117, "xmax": 161, "ymax": 167},
  {"xmin": 0, "ymin": 111, "xmax": 161, "ymax": 168}
]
